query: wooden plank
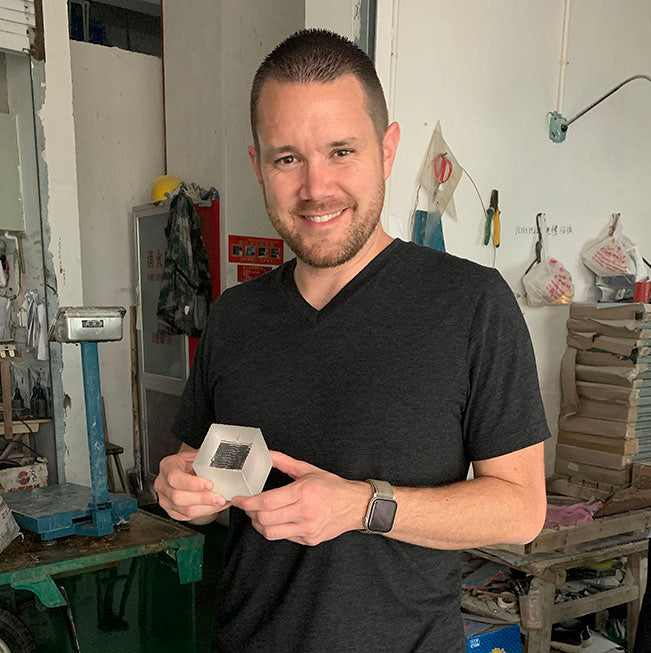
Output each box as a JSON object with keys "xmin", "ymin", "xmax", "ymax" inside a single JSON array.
[
  {"xmin": 559, "ymin": 415, "xmax": 639, "ymax": 438},
  {"xmin": 570, "ymin": 303, "xmax": 650, "ymax": 321},
  {"xmin": 480, "ymin": 535, "xmax": 648, "ymax": 573},
  {"xmin": 0, "ymin": 358, "xmax": 13, "ymax": 440},
  {"xmin": 573, "ymin": 400, "xmax": 641, "ymax": 423},
  {"xmin": 567, "ymin": 332, "xmax": 649, "ymax": 358},
  {"xmin": 576, "ymin": 351, "xmax": 638, "ymax": 368},
  {"xmin": 554, "ymin": 458, "xmax": 631, "ymax": 486},
  {"xmin": 489, "ymin": 509, "xmax": 651, "ymax": 556},
  {"xmin": 558, "ymin": 430, "xmax": 638, "ymax": 454},
  {"xmin": 547, "ymin": 476, "xmax": 617, "ymax": 502},
  {"xmin": 567, "ymin": 317, "xmax": 651, "ymax": 339},
  {"xmin": 0, "ymin": 511, "xmax": 203, "ymax": 580},
  {"xmin": 0, "ymin": 419, "xmax": 50, "ymax": 436},
  {"xmin": 576, "ymin": 381, "xmax": 639, "ymax": 406},
  {"xmin": 632, "ymin": 462, "xmax": 651, "ymax": 490},
  {"xmin": 556, "ymin": 443, "xmax": 632, "ymax": 469},
  {"xmin": 551, "ymin": 578, "xmax": 638, "ymax": 622}
]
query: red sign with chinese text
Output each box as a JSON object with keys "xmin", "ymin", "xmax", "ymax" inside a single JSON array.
[
  {"xmin": 237, "ymin": 265, "xmax": 272, "ymax": 282},
  {"xmin": 229, "ymin": 235, "xmax": 284, "ymax": 265}
]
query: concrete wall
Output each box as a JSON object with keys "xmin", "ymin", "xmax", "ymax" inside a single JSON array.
[
  {"xmin": 37, "ymin": 0, "xmax": 87, "ymax": 484},
  {"xmin": 163, "ymin": 0, "xmax": 305, "ymax": 290},
  {"xmin": 375, "ymin": 0, "xmax": 651, "ymax": 472},
  {"xmin": 70, "ymin": 40, "xmax": 165, "ymax": 469},
  {"xmin": 4, "ymin": 51, "xmax": 57, "ymax": 481}
]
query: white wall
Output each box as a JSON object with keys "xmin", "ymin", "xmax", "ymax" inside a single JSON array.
[
  {"xmin": 377, "ymin": 0, "xmax": 651, "ymax": 472},
  {"xmin": 163, "ymin": 0, "xmax": 305, "ymax": 290},
  {"xmin": 70, "ymin": 40, "xmax": 165, "ymax": 470},
  {"xmin": 305, "ymin": 0, "xmax": 361, "ymax": 40}
]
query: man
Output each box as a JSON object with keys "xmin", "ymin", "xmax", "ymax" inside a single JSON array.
[{"xmin": 155, "ymin": 29, "xmax": 549, "ymax": 652}]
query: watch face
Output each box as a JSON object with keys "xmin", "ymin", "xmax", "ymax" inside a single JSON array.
[{"xmin": 368, "ymin": 498, "xmax": 397, "ymax": 533}]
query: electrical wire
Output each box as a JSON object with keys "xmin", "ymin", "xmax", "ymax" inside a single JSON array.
[
  {"xmin": 0, "ymin": 436, "xmax": 43, "ymax": 460},
  {"xmin": 459, "ymin": 165, "xmax": 496, "ymax": 268}
]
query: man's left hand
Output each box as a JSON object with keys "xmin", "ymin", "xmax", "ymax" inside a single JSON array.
[{"xmin": 230, "ymin": 451, "xmax": 371, "ymax": 546}]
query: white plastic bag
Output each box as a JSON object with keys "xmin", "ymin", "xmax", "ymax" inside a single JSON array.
[
  {"xmin": 581, "ymin": 214, "xmax": 645, "ymax": 279},
  {"xmin": 523, "ymin": 213, "xmax": 574, "ymax": 307},
  {"xmin": 0, "ymin": 494, "xmax": 20, "ymax": 554}
]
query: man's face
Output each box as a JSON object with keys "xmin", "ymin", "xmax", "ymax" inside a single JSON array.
[{"xmin": 249, "ymin": 75, "xmax": 399, "ymax": 269}]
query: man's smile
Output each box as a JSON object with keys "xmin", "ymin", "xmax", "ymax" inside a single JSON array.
[{"xmin": 299, "ymin": 208, "xmax": 346, "ymax": 223}]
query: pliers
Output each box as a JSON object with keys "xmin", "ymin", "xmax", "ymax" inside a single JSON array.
[{"xmin": 484, "ymin": 189, "xmax": 501, "ymax": 247}]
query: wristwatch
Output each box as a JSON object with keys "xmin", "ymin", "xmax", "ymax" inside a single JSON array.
[{"xmin": 363, "ymin": 479, "xmax": 397, "ymax": 534}]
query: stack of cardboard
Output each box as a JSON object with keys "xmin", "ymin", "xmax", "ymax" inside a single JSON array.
[{"xmin": 552, "ymin": 302, "xmax": 651, "ymax": 500}]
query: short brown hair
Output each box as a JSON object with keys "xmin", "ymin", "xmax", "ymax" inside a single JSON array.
[{"xmin": 250, "ymin": 29, "xmax": 388, "ymax": 149}]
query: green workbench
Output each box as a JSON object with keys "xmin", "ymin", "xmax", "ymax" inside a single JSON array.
[{"xmin": 0, "ymin": 510, "xmax": 204, "ymax": 650}]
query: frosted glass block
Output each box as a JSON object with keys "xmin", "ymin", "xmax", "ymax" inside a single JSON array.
[{"xmin": 193, "ymin": 424, "xmax": 272, "ymax": 500}]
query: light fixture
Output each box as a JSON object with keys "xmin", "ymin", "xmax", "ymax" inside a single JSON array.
[{"xmin": 549, "ymin": 74, "xmax": 651, "ymax": 143}]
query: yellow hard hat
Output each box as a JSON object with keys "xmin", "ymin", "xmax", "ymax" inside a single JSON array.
[{"xmin": 152, "ymin": 175, "xmax": 182, "ymax": 203}]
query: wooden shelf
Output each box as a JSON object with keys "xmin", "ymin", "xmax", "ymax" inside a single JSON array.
[{"xmin": 0, "ymin": 419, "xmax": 51, "ymax": 436}]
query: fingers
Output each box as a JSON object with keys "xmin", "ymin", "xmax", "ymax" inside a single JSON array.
[
  {"xmin": 270, "ymin": 450, "xmax": 318, "ymax": 479},
  {"xmin": 167, "ymin": 465, "xmax": 213, "ymax": 492},
  {"xmin": 231, "ymin": 482, "xmax": 299, "ymax": 512},
  {"xmin": 249, "ymin": 519, "xmax": 302, "ymax": 542},
  {"xmin": 163, "ymin": 503, "xmax": 227, "ymax": 522},
  {"xmin": 155, "ymin": 451, "xmax": 228, "ymax": 521}
]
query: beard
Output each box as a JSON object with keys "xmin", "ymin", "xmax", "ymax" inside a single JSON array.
[{"xmin": 263, "ymin": 178, "xmax": 386, "ymax": 269}]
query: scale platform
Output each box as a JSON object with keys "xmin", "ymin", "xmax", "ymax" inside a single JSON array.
[{"xmin": 4, "ymin": 483, "xmax": 138, "ymax": 541}]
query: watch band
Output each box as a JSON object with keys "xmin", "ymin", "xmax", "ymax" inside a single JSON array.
[
  {"xmin": 366, "ymin": 479, "xmax": 394, "ymax": 501},
  {"xmin": 363, "ymin": 479, "xmax": 397, "ymax": 533}
]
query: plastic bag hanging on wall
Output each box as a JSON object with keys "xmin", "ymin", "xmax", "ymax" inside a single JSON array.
[
  {"xmin": 581, "ymin": 213, "xmax": 647, "ymax": 279},
  {"xmin": 522, "ymin": 213, "xmax": 574, "ymax": 306},
  {"xmin": 412, "ymin": 122, "xmax": 462, "ymax": 252}
]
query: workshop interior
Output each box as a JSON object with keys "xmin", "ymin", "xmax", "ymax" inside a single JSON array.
[{"xmin": 0, "ymin": 0, "xmax": 649, "ymax": 651}]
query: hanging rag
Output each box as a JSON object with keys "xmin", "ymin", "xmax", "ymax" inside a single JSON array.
[
  {"xmin": 0, "ymin": 297, "xmax": 11, "ymax": 340},
  {"xmin": 23, "ymin": 291, "xmax": 39, "ymax": 350},
  {"xmin": 37, "ymin": 303, "xmax": 48, "ymax": 360},
  {"xmin": 157, "ymin": 189, "xmax": 212, "ymax": 337}
]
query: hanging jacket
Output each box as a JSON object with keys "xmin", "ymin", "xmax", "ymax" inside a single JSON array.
[{"xmin": 157, "ymin": 190, "xmax": 212, "ymax": 337}]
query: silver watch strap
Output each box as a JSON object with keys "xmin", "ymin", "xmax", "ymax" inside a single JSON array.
[{"xmin": 366, "ymin": 479, "xmax": 394, "ymax": 500}]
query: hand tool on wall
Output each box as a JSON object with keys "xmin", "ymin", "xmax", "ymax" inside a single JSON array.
[{"xmin": 484, "ymin": 189, "xmax": 500, "ymax": 247}]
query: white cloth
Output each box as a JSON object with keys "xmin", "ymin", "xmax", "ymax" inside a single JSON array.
[{"xmin": 37, "ymin": 304, "xmax": 48, "ymax": 360}]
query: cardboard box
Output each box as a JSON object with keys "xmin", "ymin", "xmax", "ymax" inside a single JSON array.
[
  {"xmin": 559, "ymin": 415, "xmax": 641, "ymax": 438},
  {"xmin": 566, "ymin": 332, "xmax": 649, "ymax": 358},
  {"xmin": 570, "ymin": 302, "xmax": 650, "ymax": 321},
  {"xmin": 0, "ymin": 462, "xmax": 48, "ymax": 493},
  {"xmin": 554, "ymin": 457, "xmax": 631, "ymax": 486},
  {"xmin": 632, "ymin": 461, "xmax": 651, "ymax": 490},
  {"xmin": 567, "ymin": 317, "xmax": 651, "ymax": 340},
  {"xmin": 555, "ymin": 443, "xmax": 632, "ymax": 470},
  {"xmin": 557, "ymin": 430, "xmax": 638, "ymax": 455},
  {"xmin": 464, "ymin": 620, "xmax": 522, "ymax": 652}
]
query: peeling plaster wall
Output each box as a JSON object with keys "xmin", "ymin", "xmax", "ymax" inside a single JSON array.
[
  {"xmin": 4, "ymin": 51, "xmax": 57, "ymax": 482},
  {"xmin": 70, "ymin": 40, "xmax": 164, "ymax": 470},
  {"xmin": 38, "ymin": 0, "xmax": 88, "ymax": 484}
]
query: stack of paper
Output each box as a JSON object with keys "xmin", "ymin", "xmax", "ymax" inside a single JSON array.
[{"xmin": 553, "ymin": 303, "xmax": 651, "ymax": 499}]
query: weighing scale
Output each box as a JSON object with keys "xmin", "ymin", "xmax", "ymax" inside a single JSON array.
[{"xmin": 4, "ymin": 307, "xmax": 138, "ymax": 540}]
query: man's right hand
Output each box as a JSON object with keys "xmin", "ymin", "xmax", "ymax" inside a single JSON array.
[{"xmin": 155, "ymin": 450, "xmax": 229, "ymax": 524}]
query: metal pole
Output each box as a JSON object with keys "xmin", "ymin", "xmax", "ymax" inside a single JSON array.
[{"xmin": 80, "ymin": 341, "xmax": 110, "ymax": 506}]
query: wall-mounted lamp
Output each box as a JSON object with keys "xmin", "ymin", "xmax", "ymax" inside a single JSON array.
[{"xmin": 549, "ymin": 74, "xmax": 651, "ymax": 143}]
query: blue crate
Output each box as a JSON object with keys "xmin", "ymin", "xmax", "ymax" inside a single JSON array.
[{"xmin": 465, "ymin": 621, "xmax": 522, "ymax": 653}]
